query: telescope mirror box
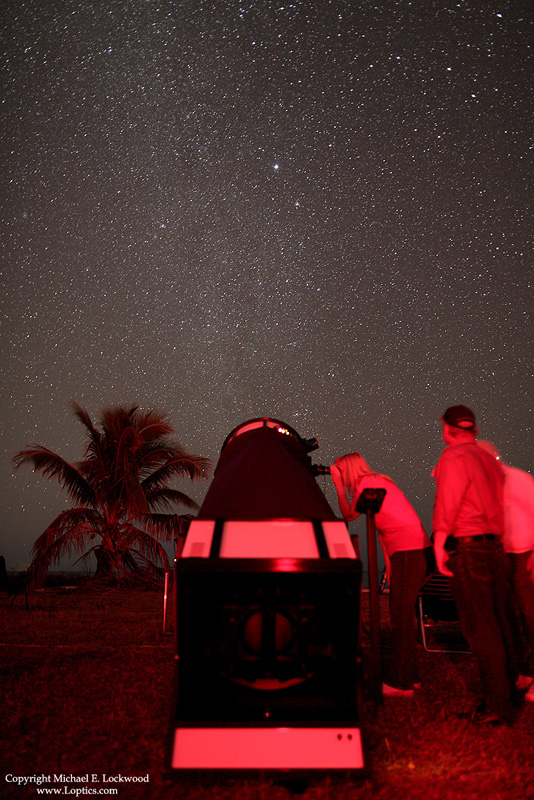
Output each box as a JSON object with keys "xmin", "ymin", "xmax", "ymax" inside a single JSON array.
[
  {"xmin": 168, "ymin": 517, "xmax": 366, "ymax": 774},
  {"xmin": 181, "ymin": 518, "xmax": 358, "ymax": 560}
]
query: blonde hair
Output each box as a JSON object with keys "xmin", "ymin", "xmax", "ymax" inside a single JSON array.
[{"xmin": 335, "ymin": 452, "xmax": 391, "ymax": 499}]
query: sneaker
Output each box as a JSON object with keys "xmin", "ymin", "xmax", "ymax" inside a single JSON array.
[
  {"xmin": 471, "ymin": 708, "xmax": 507, "ymax": 726},
  {"xmin": 516, "ymin": 675, "xmax": 534, "ymax": 691},
  {"xmin": 382, "ymin": 682, "xmax": 414, "ymax": 698},
  {"xmin": 526, "ymin": 683, "xmax": 534, "ymax": 703},
  {"xmin": 466, "ymin": 701, "xmax": 511, "ymax": 727}
]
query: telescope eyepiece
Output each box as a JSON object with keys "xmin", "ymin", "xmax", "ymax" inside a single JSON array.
[{"xmin": 312, "ymin": 464, "xmax": 331, "ymax": 476}]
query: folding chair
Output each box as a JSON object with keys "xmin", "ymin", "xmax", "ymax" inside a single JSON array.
[{"xmin": 417, "ymin": 571, "xmax": 469, "ymax": 654}]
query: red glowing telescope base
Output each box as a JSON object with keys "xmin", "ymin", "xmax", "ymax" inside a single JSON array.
[
  {"xmin": 167, "ymin": 518, "xmax": 366, "ymax": 774},
  {"xmin": 170, "ymin": 726, "xmax": 364, "ymax": 771},
  {"xmin": 167, "ymin": 420, "xmax": 368, "ymax": 775}
]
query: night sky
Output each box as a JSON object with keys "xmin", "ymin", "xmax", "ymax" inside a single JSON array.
[{"xmin": 2, "ymin": 1, "xmax": 532, "ymax": 571}]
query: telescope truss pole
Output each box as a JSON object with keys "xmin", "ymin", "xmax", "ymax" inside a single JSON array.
[{"xmin": 366, "ymin": 508, "xmax": 383, "ymax": 704}]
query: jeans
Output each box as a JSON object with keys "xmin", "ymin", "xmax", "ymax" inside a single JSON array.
[
  {"xmin": 386, "ymin": 548, "xmax": 432, "ymax": 690},
  {"xmin": 447, "ymin": 539, "xmax": 518, "ymax": 720},
  {"xmin": 508, "ymin": 551, "xmax": 534, "ymax": 676}
]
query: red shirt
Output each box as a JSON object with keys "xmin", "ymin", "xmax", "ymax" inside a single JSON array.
[
  {"xmin": 354, "ymin": 475, "xmax": 430, "ymax": 555},
  {"xmin": 501, "ymin": 464, "xmax": 534, "ymax": 553},
  {"xmin": 432, "ymin": 441, "xmax": 505, "ymax": 538}
]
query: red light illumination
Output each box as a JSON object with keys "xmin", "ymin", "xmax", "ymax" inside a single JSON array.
[
  {"xmin": 171, "ymin": 727, "xmax": 364, "ymax": 770},
  {"xmin": 272, "ymin": 557, "xmax": 301, "ymax": 571}
]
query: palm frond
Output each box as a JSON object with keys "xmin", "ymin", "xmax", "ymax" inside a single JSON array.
[
  {"xmin": 145, "ymin": 487, "xmax": 199, "ymax": 512},
  {"xmin": 115, "ymin": 424, "xmax": 143, "ymax": 462},
  {"xmin": 112, "ymin": 425, "xmax": 150, "ymax": 515},
  {"xmin": 137, "ymin": 420, "xmax": 175, "ymax": 443},
  {"xmin": 119, "ymin": 550, "xmax": 166, "ymax": 582},
  {"xmin": 119, "ymin": 522, "xmax": 171, "ymax": 568},
  {"xmin": 130, "ymin": 407, "xmax": 175, "ymax": 443},
  {"xmin": 71, "ymin": 402, "xmax": 106, "ymax": 467},
  {"xmin": 141, "ymin": 454, "xmax": 211, "ymax": 493},
  {"xmin": 13, "ymin": 447, "xmax": 96, "ymax": 506},
  {"xmin": 139, "ymin": 512, "xmax": 192, "ymax": 541},
  {"xmin": 71, "ymin": 402, "xmax": 99, "ymax": 438},
  {"xmin": 120, "ymin": 471, "xmax": 150, "ymax": 516},
  {"xmin": 29, "ymin": 508, "xmax": 103, "ymax": 583},
  {"xmin": 100, "ymin": 405, "xmax": 138, "ymax": 440},
  {"xmin": 136, "ymin": 442, "xmax": 184, "ymax": 474}
]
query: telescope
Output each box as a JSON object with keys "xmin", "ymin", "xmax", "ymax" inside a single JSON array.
[
  {"xmin": 167, "ymin": 418, "xmax": 367, "ymax": 775},
  {"xmin": 312, "ymin": 463, "xmax": 331, "ymax": 476}
]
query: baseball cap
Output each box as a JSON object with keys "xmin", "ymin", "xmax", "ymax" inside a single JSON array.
[{"xmin": 440, "ymin": 405, "xmax": 476, "ymax": 430}]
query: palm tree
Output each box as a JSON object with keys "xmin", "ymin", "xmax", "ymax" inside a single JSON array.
[{"xmin": 13, "ymin": 403, "xmax": 211, "ymax": 584}]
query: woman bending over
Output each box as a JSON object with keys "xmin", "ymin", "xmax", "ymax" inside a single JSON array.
[{"xmin": 331, "ymin": 452, "xmax": 432, "ymax": 697}]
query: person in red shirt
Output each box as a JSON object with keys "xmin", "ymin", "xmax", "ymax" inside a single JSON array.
[
  {"xmin": 432, "ymin": 405, "xmax": 519, "ymax": 725},
  {"xmin": 477, "ymin": 440, "xmax": 534, "ymax": 702},
  {"xmin": 331, "ymin": 452, "xmax": 432, "ymax": 697}
]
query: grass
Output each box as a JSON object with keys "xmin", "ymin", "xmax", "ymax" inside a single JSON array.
[{"xmin": 1, "ymin": 582, "xmax": 533, "ymax": 800}]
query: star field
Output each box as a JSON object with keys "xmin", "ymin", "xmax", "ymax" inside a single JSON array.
[{"xmin": 1, "ymin": 1, "xmax": 533, "ymax": 568}]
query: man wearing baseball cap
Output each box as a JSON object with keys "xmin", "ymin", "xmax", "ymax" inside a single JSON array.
[{"xmin": 432, "ymin": 405, "xmax": 518, "ymax": 725}]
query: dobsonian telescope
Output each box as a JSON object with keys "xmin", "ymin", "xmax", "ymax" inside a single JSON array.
[{"xmin": 167, "ymin": 418, "xmax": 367, "ymax": 775}]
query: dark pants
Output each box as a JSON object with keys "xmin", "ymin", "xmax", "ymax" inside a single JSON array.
[
  {"xmin": 447, "ymin": 539, "xmax": 518, "ymax": 720},
  {"xmin": 508, "ymin": 551, "xmax": 534, "ymax": 676},
  {"xmin": 386, "ymin": 548, "xmax": 431, "ymax": 690}
]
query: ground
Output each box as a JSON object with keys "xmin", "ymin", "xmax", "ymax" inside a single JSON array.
[{"xmin": 1, "ymin": 582, "xmax": 533, "ymax": 800}]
